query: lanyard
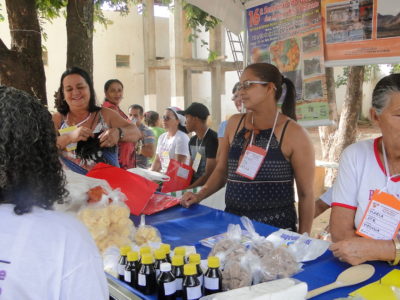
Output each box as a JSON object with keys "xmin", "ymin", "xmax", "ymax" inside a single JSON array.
[
  {"xmin": 382, "ymin": 140, "xmax": 400, "ymax": 192},
  {"xmin": 196, "ymin": 127, "xmax": 210, "ymax": 153},
  {"xmin": 67, "ymin": 112, "xmax": 92, "ymax": 127},
  {"xmin": 249, "ymin": 111, "xmax": 279, "ymax": 150}
]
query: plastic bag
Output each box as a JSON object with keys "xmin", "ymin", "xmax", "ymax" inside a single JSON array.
[
  {"xmin": 134, "ymin": 214, "xmax": 161, "ymax": 246},
  {"xmin": 266, "ymin": 228, "xmax": 330, "ymax": 262},
  {"xmin": 209, "ymin": 224, "xmax": 247, "ymax": 269},
  {"xmin": 54, "ymin": 169, "xmax": 112, "ymax": 213},
  {"xmin": 221, "ymin": 248, "xmax": 253, "ymax": 290},
  {"xmin": 78, "ymin": 188, "xmax": 135, "ymax": 252},
  {"xmin": 240, "ymin": 216, "xmax": 275, "ymax": 258}
]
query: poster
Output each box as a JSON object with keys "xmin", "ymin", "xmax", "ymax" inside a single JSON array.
[
  {"xmin": 322, "ymin": 0, "xmax": 400, "ymax": 66},
  {"xmin": 247, "ymin": 0, "xmax": 330, "ymax": 127}
]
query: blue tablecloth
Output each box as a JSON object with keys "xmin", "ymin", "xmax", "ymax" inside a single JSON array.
[{"xmin": 107, "ymin": 204, "xmax": 398, "ymax": 300}]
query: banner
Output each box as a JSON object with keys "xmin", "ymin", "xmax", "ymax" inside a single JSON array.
[
  {"xmin": 247, "ymin": 0, "xmax": 330, "ymax": 127},
  {"xmin": 322, "ymin": 0, "xmax": 400, "ymax": 66}
]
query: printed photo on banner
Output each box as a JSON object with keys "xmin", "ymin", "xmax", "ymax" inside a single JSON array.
[
  {"xmin": 246, "ymin": 0, "xmax": 330, "ymax": 126},
  {"xmin": 322, "ymin": 0, "xmax": 400, "ymax": 66}
]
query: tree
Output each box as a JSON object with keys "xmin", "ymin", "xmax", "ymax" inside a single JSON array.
[
  {"xmin": 66, "ymin": 0, "xmax": 94, "ymax": 77},
  {"xmin": 0, "ymin": 0, "xmax": 47, "ymax": 105},
  {"xmin": 324, "ymin": 66, "xmax": 365, "ymax": 186}
]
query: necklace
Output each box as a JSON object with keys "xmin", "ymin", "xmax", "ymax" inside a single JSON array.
[{"xmin": 67, "ymin": 112, "xmax": 92, "ymax": 127}]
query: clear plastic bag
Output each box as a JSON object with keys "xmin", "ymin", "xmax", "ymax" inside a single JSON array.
[{"xmin": 134, "ymin": 214, "xmax": 161, "ymax": 246}]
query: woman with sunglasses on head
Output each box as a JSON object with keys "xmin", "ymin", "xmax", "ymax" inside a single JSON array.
[
  {"xmin": 151, "ymin": 107, "xmax": 190, "ymax": 173},
  {"xmin": 181, "ymin": 63, "xmax": 315, "ymax": 234}
]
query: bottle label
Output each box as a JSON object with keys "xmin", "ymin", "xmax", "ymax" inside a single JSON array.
[
  {"xmin": 124, "ymin": 270, "xmax": 131, "ymax": 283},
  {"xmin": 187, "ymin": 286, "xmax": 202, "ymax": 299},
  {"xmin": 117, "ymin": 264, "xmax": 125, "ymax": 276},
  {"xmin": 199, "ymin": 274, "xmax": 204, "ymax": 286},
  {"xmin": 175, "ymin": 278, "xmax": 183, "ymax": 291},
  {"xmin": 204, "ymin": 277, "xmax": 219, "ymax": 290},
  {"xmin": 138, "ymin": 274, "xmax": 146, "ymax": 286},
  {"xmin": 163, "ymin": 280, "xmax": 176, "ymax": 296}
]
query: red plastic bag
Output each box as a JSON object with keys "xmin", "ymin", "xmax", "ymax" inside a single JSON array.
[
  {"xmin": 141, "ymin": 193, "xmax": 180, "ymax": 215},
  {"xmin": 86, "ymin": 163, "xmax": 158, "ymax": 215},
  {"xmin": 161, "ymin": 159, "xmax": 193, "ymax": 193}
]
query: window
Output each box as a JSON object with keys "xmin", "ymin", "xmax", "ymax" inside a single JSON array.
[
  {"xmin": 116, "ymin": 55, "xmax": 130, "ymax": 68},
  {"xmin": 42, "ymin": 51, "xmax": 48, "ymax": 66}
]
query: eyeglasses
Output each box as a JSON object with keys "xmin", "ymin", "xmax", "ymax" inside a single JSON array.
[
  {"xmin": 236, "ymin": 80, "xmax": 269, "ymax": 91},
  {"xmin": 162, "ymin": 115, "xmax": 171, "ymax": 121}
]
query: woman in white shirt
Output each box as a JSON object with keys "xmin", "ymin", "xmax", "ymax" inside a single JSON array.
[
  {"xmin": 330, "ymin": 73, "xmax": 400, "ymax": 265},
  {"xmin": 0, "ymin": 86, "xmax": 108, "ymax": 299},
  {"xmin": 151, "ymin": 107, "xmax": 190, "ymax": 173}
]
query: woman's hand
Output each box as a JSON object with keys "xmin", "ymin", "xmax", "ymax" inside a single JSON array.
[
  {"xmin": 69, "ymin": 126, "xmax": 93, "ymax": 143},
  {"xmin": 98, "ymin": 128, "xmax": 119, "ymax": 147},
  {"xmin": 180, "ymin": 192, "xmax": 201, "ymax": 208},
  {"xmin": 330, "ymin": 237, "xmax": 396, "ymax": 265}
]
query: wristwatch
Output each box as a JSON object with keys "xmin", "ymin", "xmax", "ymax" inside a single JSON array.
[
  {"xmin": 117, "ymin": 128, "xmax": 124, "ymax": 141},
  {"xmin": 390, "ymin": 237, "xmax": 400, "ymax": 266}
]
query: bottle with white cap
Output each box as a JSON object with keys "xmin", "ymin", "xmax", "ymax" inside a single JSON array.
[{"xmin": 157, "ymin": 262, "xmax": 176, "ymax": 300}]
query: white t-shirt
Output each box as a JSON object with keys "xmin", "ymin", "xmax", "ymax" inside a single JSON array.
[
  {"xmin": 332, "ymin": 138, "xmax": 400, "ymax": 228},
  {"xmin": 156, "ymin": 130, "xmax": 190, "ymax": 173},
  {"xmin": 0, "ymin": 204, "xmax": 109, "ymax": 300}
]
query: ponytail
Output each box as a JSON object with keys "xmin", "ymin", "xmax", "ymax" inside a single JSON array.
[{"xmin": 280, "ymin": 77, "xmax": 297, "ymax": 121}]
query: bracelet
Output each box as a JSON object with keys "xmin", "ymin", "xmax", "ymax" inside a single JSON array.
[
  {"xmin": 390, "ymin": 237, "xmax": 400, "ymax": 266},
  {"xmin": 117, "ymin": 128, "xmax": 124, "ymax": 141}
]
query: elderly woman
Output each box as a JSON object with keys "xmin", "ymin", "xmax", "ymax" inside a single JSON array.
[
  {"xmin": 0, "ymin": 86, "xmax": 108, "ymax": 299},
  {"xmin": 330, "ymin": 74, "xmax": 400, "ymax": 265},
  {"xmin": 151, "ymin": 107, "xmax": 190, "ymax": 173},
  {"xmin": 181, "ymin": 63, "xmax": 315, "ymax": 234},
  {"xmin": 52, "ymin": 67, "xmax": 140, "ymax": 174},
  {"xmin": 102, "ymin": 79, "xmax": 135, "ymax": 169}
]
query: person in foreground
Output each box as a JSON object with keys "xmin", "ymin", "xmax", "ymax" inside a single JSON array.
[
  {"xmin": 0, "ymin": 86, "xmax": 109, "ymax": 299},
  {"xmin": 181, "ymin": 63, "xmax": 315, "ymax": 234},
  {"xmin": 102, "ymin": 79, "xmax": 135, "ymax": 169},
  {"xmin": 330, "ymin": 74, "xmax": 400, "ymax": 265},
  {"xmin": 53, "ymin": 67, "xmax": 140, "ymax": 174}
]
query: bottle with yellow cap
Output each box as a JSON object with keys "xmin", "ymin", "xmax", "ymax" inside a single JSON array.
[
  {"xmin": 174, "ymin": 246, "xmax": 187, "ymax": 263},
  {"xmin": 171, "ymin": 255, "xmax": 184, "ymax": 298},
  {"xmin": 154, "ymin": 248, "xmax": 168, "ymax": 277},
  {"xmin": 138, "ymin": 253, "xmax": 157, "ymax": 295},
  {"xmin": 118, "ymin": 245, "xmax": 131, "ymax": 281},
  {"xmin": 138, "ymin": 245, "xmax": 152, "ymax": 270},
  {"xmin": 183, "ymin": 263, "xmax": 202, "ymax": 300},
  {"xmin": 160, "ymin": 243, "xmax": 172, "ymax": 262},
  {"xmin": 204, "ymin": 256, "xmax": 222, "ymax": 295},
  {"xmin": 189, "ymin": 253, "xmax": 203, "ymax": 287},
  {"xmin": 124, "ymin": 251, "xmax": 139, "ymax": 288}
]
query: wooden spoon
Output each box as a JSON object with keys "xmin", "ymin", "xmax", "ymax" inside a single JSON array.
[{"xmin": 306, "ymin": 264, "xmax": 375, "ymax": 299}]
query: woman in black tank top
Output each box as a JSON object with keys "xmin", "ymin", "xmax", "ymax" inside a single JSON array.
[{"xmin": 180, "ymin": 63, "xmax": 315, "ymax": 234}]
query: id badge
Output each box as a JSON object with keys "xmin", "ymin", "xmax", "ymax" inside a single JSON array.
[
  {"xmin": 58, "ymin": 125, "xmax": 78, "ymax": 151},
  {"xmin": 192, "ymin": 152, "xmax": 202, "ymax": 172},
  {"xmin": 235, "ymin": 145, "xmax": 267, "ymax": 180},
  {"xmin": 356, "ymin": 189, "xmax": 400, "ymax": 240}
]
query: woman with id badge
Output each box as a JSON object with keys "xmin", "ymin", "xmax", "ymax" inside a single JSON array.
[
  {"xmin": 330, "ymin": 74, "xmax": 400, "ymax": 266},
  {"xmin": 181, "ymin": 63, "xmax": 315, "ymax": 234}
]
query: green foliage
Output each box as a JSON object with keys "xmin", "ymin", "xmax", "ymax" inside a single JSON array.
[
  {"xmin": 36, "ymin": 0, "xmax": 66, "ymax": 21},
  {"xmin": 390, "ymin": 64, "xmax": 400, "ymax": 74},
  {"xmin": 335, "ymin": 65, "xmax": 380, "ymax": 88},
  {"xmin": 207, "ymin": 50, "xmax": 218, "ymax": 63},
  {"xmin": 0, "ymin": 3, "xmax": 4, "ymax": 22}
]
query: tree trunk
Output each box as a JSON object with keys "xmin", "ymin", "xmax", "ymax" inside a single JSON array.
[
  {"xmin": 326, "ymin": 66, "xmax": 365, "ymax": 186},
  {"xmin": 0, "ymin": 0, "xmax": 47, "ymax": 105},
  {"xmin": 66, "ymin": 0, "xmax": 94, "ymax": 78},
  {"xmin": 318, "ymin": 67, "xmax": 339, "ymax": 161}
]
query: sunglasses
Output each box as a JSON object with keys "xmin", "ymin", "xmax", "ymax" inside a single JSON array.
[
  {"xmin": 236, "ymin": 80, "xmax": 269, "ymax": 90},
  {"xmin": 163, "ymin": 115, "xmax": 172, "ymax": 121}
]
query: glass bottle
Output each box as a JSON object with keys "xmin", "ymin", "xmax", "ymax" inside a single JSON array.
[
  {"xmin": 157, "ymin": 262, "xmax": 176, "ymax": 300},
  {"xmin": 160, "ymin": 243, "xmax": 172, "ymax": 263},
  {"xmin": 204, "ymin": 256, "xmax": 222, "ymax": 295},
  {"xmin": 118, "ymin": 245, "xmax": 131, "ymax": 281},
  {"xmin": 137, "ymin": 253, "xmax": 157, "ymax": 295},
  {"xmin": 171, "ymin": 255, "xmax": 184, "ymax": 298},
  {"xmin": 124, "ymin": 251, "xmax": 139, "ymax": 289},
  {"xmin": 154, "ymin": 248, "xmax": 168, "ymax": 278},
  {"xmin": 189, "ymin": 253, "xmax": 203, "ymax": 287},
  {"xmin": 183, "ymin": 263, "xmax": 202, "ymax": 300}
]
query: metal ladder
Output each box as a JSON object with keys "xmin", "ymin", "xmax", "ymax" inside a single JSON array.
[{"xmin": 226, "ymin": 29, "xmax": 244, "ymax": 79}]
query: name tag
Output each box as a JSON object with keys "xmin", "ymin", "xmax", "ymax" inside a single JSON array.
[
  {"xmin": 192, "ymin": 152, "xmax": 202, "ymax": 172},
  {"xmin": 58, "ymin": 125, "xmax": 78, "ymax": 151},
  {"xmin": 235, "ymin": 145, "xmax": 266, "ymax": 180},
  {"xmin": 356, "ymin": 189, "xmax": 400, "ymax": 240}
]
